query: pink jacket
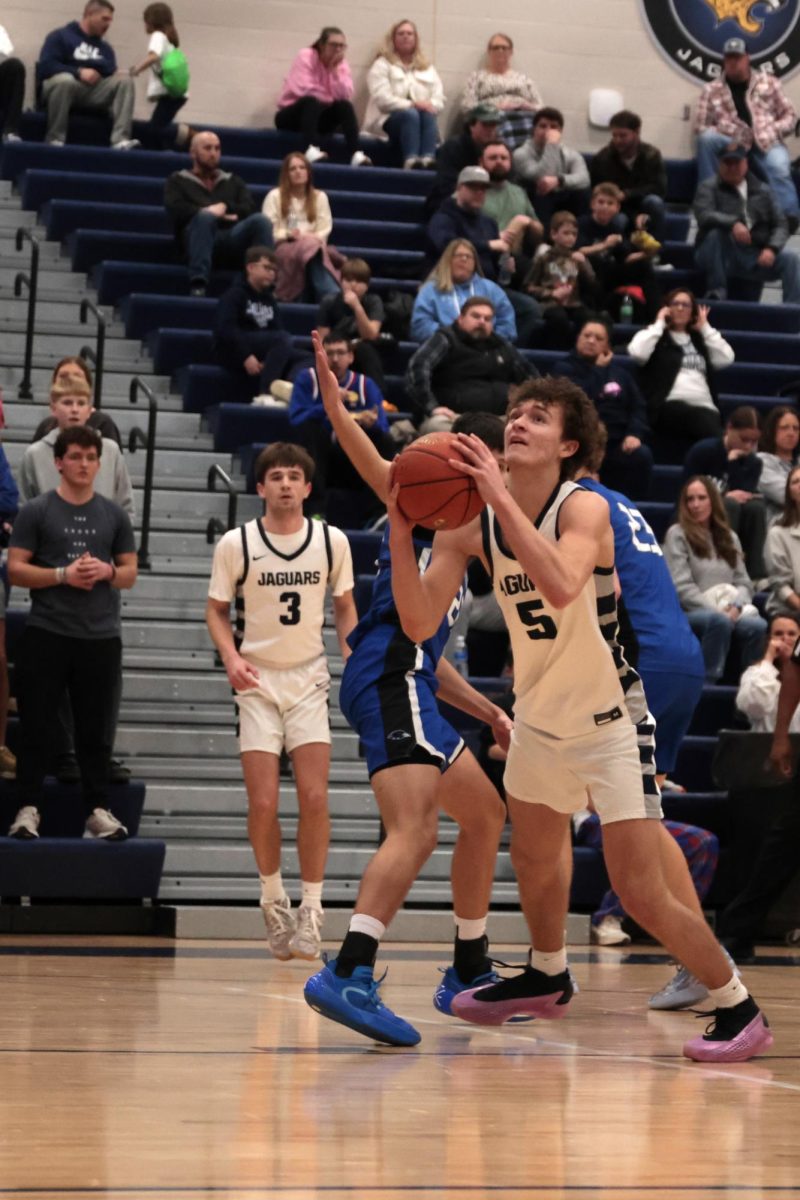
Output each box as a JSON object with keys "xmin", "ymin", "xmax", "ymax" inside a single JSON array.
[
  {"xmin": 277, "ymin": 47, "xmax": 354, "ymax": 108},
  {"xmin": 695, "ymin": 71, "xmax": 796, "ymax": 153}
]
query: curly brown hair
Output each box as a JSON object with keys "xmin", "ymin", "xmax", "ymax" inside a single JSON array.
[
  {"xmin": 506, "ymin": 376, "xmax": 601, "ymax": 481},
  {"xmin": 677, "ymin": 475, "xmax": 739, "ymax": 568}
]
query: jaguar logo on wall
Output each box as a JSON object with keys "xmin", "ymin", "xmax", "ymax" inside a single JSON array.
[{"xmin": 639, "ymin": 0, "xmax": 800, "ymax": 81}]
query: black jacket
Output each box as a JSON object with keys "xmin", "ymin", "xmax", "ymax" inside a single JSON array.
[
  {"xmin": 213, "ymin": 279, "xmax": 284, "ymax": 364},
  {"xmin": 589, "ymin": 141, "xmax": 667, "ymax": 203},
  {"xmin": 683, "ymin": 437, "xmax": 763, "ymax": 494},
  {"xmin": 694, "ymin": 173, "xmax": 789, "ymax": 252},
  {"xmin": 634, "ymin": 329, "xmax": 720, "ymax": 422},
  {"xmin": 164, "ymin": 169, "xmax": 258, "ymax": 237},
  {"xmin": 553, "ymin": 352, "xmax": 649, "ymax": 445},
  {"xmin": 405, "ymin": 323, "xmax": 536, "ymax": 420}
]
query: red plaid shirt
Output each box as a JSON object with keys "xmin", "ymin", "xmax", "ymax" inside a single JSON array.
[{"xmin": 694, "ymin": 71, "xmax": 796, "ymax": 153}]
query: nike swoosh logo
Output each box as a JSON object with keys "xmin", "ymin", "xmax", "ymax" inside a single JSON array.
[
  {"xmin": 342, "ymin": 986, "xmax": 372, "ymax": 1007},
  {"xmin": 253, "ymin": 553, "xmax": 269, "ymax": 561}
]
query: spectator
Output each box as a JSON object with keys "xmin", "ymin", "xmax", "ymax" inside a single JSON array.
[
  {"xmin": 589, "ymin": 109, "xmax": 667, "ymax": 243},
  {"xmin": 0, "ymin": 439, "xmax": 18, "ymax": 780},
  {"xmin": 289, "ymin": 333, "xmax": 394, "ymax": 517},
  {"xmin": 263, "ymin": 152, "xmax": 341, "ymax": 303},
  {"xmin": 6, "ymin": 426, "xmax": 137, "ymax": 841},
  {"xmin": 664, "ymin": 475, "xmax": 766, "ymax": 682},
  {"xmin": 405, "ymin": 295, "xmax": 536, "ymax": 432},
  {"xmin": 512, "ymin": 107, "xmax": 591, "ymax": 229},
  {"xmin": 737, "ymin": 612, "xmax": 800, "ymax": 730},
  {"xmin": 213, "ymin": 246, "xmax": 298, "ymax": 403},
  {"xmin": 317, "ymin": 257, "xmax": 387, "ymax": 391},
  {"xmin": 553, "ymin": 319, "xmax": 652, "ymax": 499},
  {"xmin": 461, "ymin": 32, "xmax": 542, "ymax": 149},
  {"xmin": 363, "ymin": 19, "xmax": 444, "ymax": 169},
  {"xmin": 164, "ymin": 130, "xmax": 273, "ymax": 296},
  {"xmin": 129, "ymin": 2, "xmax": 191, "ymax": 152},
  {"xmin": 693, "ymin": 144, "xmax": 800, "ymax": 304},
  {"xmin": 525, "ymin": 212, "xmax": 599, "ymax": 350},
  {"xmin": 412, "ymin": 238, "xmax": 517, "ymax": 343},
  {"xmin": 757, "ymin": 405, "xmax": 800, "ymax": 522},
  {"xmin": 695, "ymin": 38, "xmax": 799, "ymax": 227},
  {"xmin": 275, "ymin": 27, "xmax": 369, "ymax": 167},
  {"xmin": 33, "ymin": 357, "xmax": 122, "ymax": 447},
  {"xmin": 36, "ymin": 0, "xmax": 139, "ymax": 150},
  {"xmin": 765, "ymin": 466, "xmax": 800, "ymax": 615},
  {"xmin": 0, "ymin": 24, "xmax": 25, "ymax": 142},
  {"xmin": 424, "ymin": 101, "xmax": 502, "ymax": 216},
  {"xmin": 426, "ymin": 165, "xmax": 541, "ymax": 344},
  {"xmin": 683, "ymin": 406, "xmax": 766, "ymax": 581},
  {"xmin": 577, "ymin": 182, "xmax": 660, "ymax": 320},
  {"xmin": 480, "ymin": 140, "xmax": 543, "ymax": 271},
  {"xmin": 628, "ymin": 289, "xmax": 733, "ymax": 447}
]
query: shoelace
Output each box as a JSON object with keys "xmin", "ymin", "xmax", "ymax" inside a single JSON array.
[
  {"xmin": 265, "ymin": 903, "xmax": 294, "ymax": 936},
  {"xmin": 296, "ymin": 908, "xmax": 322, "ymax": 939}
]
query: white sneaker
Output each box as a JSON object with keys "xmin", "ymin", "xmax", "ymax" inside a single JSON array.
[
  {"xmin": 46, "ymin": 139, "xmax": 65, "ymax": 147},
  {"xmin": 288, "ymin": 905, "xmax": 324, "ymax": 960},
  {"xmin": 305, "ymin": 144, "xmax": 328, "ymax": 164},
  {"xmin": 591, "ymin": 915, "xmax": 631, "ymax": 945},
  {"xmin": 84, "ymin": 808, "xmax": 128, "ymax": 841},
  {"xmin": 403, "ymin": 156, "xmax": 420, "ymax": 170},
  {"xmin": 111, "ymin": 138, "xmax": 141, "ymax": 151},
  {"xmin": 8, "ymin": 805, "xmax": 40, "ymax": 839},
  {"xmin": 649, "ymin": 951, "xmax": 739, "ymax": 1011},
  {"xmin": 3, "ymin": 133, "xmax": 21, "ymax": 144},
  {"xmin": 269, "ymin": 379, "xmax": 293, "ymax": 404},
  {"xmin": 261, "ymin": 896, "xmax": 296, "ymax": 960},
  {"xmin": 350, "ymin": 150, "xmax": 372, "ymax": 167},
  {"xmin": 251, "ymin": 394, "xmax": 284, "ymax": 407}
]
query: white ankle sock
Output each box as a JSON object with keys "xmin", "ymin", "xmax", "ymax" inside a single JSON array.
[
  {"xmin": 708, "ymin": 976, "xmax": 748, "ymax": 1009},
  {"xmin": 455, "ymin": 916, "xmax": 487, "ymax": 942},
  {"xmin": 349, "ymin": 913, "xmax": 386, "ymax": 941},
  {"xmin": 301, "ymin": 881, "xmax": 324, "ymax": 911},
  {"xmin": 530, "ymin": 947, "xmax": 568, "ymax": 976},
  {"xmin": 259, "ymin": 870, "xmax": 287, "ymax": 905}
]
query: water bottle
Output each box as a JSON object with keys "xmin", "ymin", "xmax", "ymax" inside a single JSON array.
[
  {"xmin": 619, "ymin": 293, "xmax": 634, "ymax": 324},
  {"xmin": 287, "ymin": 210, "xmax": 299, "ymax": 235},
  {"xmin": 453, "ymin": 634, "xmax": 469, "ymax": 678}
]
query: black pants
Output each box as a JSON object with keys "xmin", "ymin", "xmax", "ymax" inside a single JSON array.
[
  {"xmin": 139, "ymin": 94, "xmax": 187, "ymax": 150},
  {"xmin": 15, "ymin": 626, "xmax": 121, "ymax": 815},
  {"xmin": 292, "ymin": 417, "xmax": 395, "ymax": 514},
  {"xmin": 655, "ymin": 400, "xmax": 723, "ymax": 444},
  {"xmin": 218, "ymin": 330, "xmax": 297, "ymax": 395},
  {"xmin": 275, "ymin": 98, "xmax": 359, "ymax": 158},
  {"xmin": 724, "ymin": 494, "xmax": 768, "ymax": 580},
  {"xmin": 719, "ymin": 778, "xmax": 800, "ymax": 940},
  {"xmin": 0, "ymin": 57, "xmax": 25, "ymax": 137}
]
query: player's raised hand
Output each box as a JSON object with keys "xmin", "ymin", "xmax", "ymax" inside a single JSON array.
[
  {"xmin": 311, "ymin": 329, "xmax": 345, "ymax": 419},
  {"xmin": 223, "ymin": 652, "xmax": 260, "ymax": 692},
  {"xmin": 451, "ymin": 433, "xmax": 507, "ymax": 506}
]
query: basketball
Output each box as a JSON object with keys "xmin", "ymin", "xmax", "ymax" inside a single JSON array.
[{"xmin": 390, "ymin": 432, "xmax": 486, "ymax": 530}]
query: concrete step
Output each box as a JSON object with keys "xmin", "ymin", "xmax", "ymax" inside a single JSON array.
[
  {"xmin": 119, "ymin": 699, "xmax": 351, "ymax": 728},
  {"xmin": 115, "ymin": 725, "xmax": 359, "ymax": 758},
  {"xmin": 158, "ymin": 871, "xmax": 519, "ymax": 906},
  {"xmin": 113, "ymin": 756, "xmax": 368, "ymax": 783},
  {"xmin": 0, "ymin": 365, "xmax": 172, "ymax": 396},
  {"xmin": 122, "ymin": 672, "xmax": 233, "ymax": 704},
  {"xmin": 141, "ymin": 814, "xmax": 381, "ymax": 842},
  {"xmin": 0, "ymin": 314, "xmax": 127, "ymax": 339},
  {"xmin": 123, "ymin": 648, "xmax": 218, "ymax": 671},
  {"xmin": 3, "ymin": 403, "xmax": 200, "ymax": 438},
  {"xmin": 142, "ymin": 781, "xmax": 375, "ymax": 816},
  {"xmin": 0, "ymin": 332, "xmax": 149, "ymax": 364},
  {"xmin": 0, "ymin": 239, "xmax": 66, "ymax": 266}
]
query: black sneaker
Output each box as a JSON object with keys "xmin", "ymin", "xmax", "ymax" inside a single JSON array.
[
  {"xmin": 110, "ymin": 759, "xmax": 131, "ymax": 784},
  {"xmin": 55, "ymin": 754, "xmax": 80, "ymax": 784},
  {"xmin": 683, "ymin": 995, "xmax": 774, "ymax": 1062},
  {"xmin": 451, "ymin": 961, "xmax": 574, "ymax": 1025}
]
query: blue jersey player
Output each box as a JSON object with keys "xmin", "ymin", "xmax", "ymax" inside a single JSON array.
[{"xmin": 303, "ymin": 332, "xmax": 511, "ymax": 1047}]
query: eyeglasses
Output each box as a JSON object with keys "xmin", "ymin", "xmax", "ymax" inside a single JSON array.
[
  {"xmin": 326, "ymin": 40, "xmax": 347, "ymax": 49},
  {"xmin": 669, "ymin": 300, "xmax": 692, "ymax": 308},
  {"xmin": 489, "ymin": 44, "xmax": 512, "ymax": 51}
]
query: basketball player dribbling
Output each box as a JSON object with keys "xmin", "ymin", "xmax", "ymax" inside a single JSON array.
[
  {"xmin": 303, "ymin": 332, "xmax": 511, "ymax": 1047},
  {"xmin": 388, "ymin": 376, "xmax": 773, "ymax": 1062}
]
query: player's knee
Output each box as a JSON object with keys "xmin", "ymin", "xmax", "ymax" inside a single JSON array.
[
  {"xmin": 297, "ymin": 787, "xmax": 329, "ymax": 820},
  {"xmin": 510, "ymin": 836, "xmax": 556, "ymax": 883},
  {"xmin": 458, "ymin": 791, "xmax": 506, "ymax": 838}
]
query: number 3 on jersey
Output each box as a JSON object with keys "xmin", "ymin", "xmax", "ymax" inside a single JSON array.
[
  {"xmin": 515, "ymin": 598, "xmax": 557, "ymax": 640},
  {"xmin": 279, "ymin": 591, "xmax": 301, "ymax": 625}
]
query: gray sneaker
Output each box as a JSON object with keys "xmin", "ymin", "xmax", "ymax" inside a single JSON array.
[
  {"xmin": 84, "ymin": 808, "xmax": 128, "ymax": 841},
  {"xmin": 289, "ymin": 905, "xmax": 324, "ymax": 960},
  {"xmin": 9, "ymin": 805, "xmax": 40, "ymax": 839},
  {"xmin": 261, "ymin": 896, "xmax": 296, "ymax": 960},
  {"xmin": 649, "ymin": 950, "xmax": 738, "ymax": 1011}
]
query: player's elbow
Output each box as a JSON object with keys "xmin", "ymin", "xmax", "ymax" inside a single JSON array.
[{"xmin": 398, "ymin": 611, "xmax": 437, "ymax": 643}]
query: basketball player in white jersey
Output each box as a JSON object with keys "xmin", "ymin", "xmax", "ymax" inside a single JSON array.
[
  {"xmin": 206, "ymin": 443, "xmax": 357, "ymax": 961},
  {"xmin": 388, "ymin": 377, "xmax": 773, "ymax": 1062}
]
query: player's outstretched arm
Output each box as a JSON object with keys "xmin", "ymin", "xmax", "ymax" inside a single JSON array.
[
  {"xmin": 311, "ymin": 330, "xmax": 391, "ymax": 502},
  {"xmin": 435, "ymin": 656, "xmax": 513, "ymax": 754}
]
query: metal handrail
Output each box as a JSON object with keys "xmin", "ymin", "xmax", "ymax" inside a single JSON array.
[
  {"xmin": 129, "ymin": 377, "xmax": 159, "ymax": 570},
  {"xmin": 206, "ymin": 464, "xmax": 239, "ymax": 543},
  {"xmin": 79, "ymin": 298, "xmax": 106, "ymax": 410},
  {"xmin": 13, "ymin": 228, "xmax": 40, "ymax": 400}
]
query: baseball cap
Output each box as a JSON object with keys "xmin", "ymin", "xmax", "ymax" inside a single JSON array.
[
  {"xmin": 457, "ymin": 166, "xmax": 491, "ymax": 186},
  {"xmin": 723, "ymin": 38, "xmax": 747, "ymax": 55},
  {"xmin": 468, "ymin": 103, "xmax": 502, "ymax": 124},
  {"xmin": 720, "ymin": 143, "xmax": 748, "ymax": 161}
]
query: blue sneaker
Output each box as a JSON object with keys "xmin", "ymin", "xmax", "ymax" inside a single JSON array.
[
  {"xmin": 434, "ymin": 965, "xmax": 536, "ymax": 1021},
  {"xmin": 303, "ymin": 957, "xmax": 421, "ymax": 1047}
]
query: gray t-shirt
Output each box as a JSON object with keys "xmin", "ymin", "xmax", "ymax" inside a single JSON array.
[{"xmin": 10, "ymin": 490, "xmax": 136, "ymax": 639}]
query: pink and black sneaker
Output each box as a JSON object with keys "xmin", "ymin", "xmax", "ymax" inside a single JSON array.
[
  {"xmin": 683, "ymin": 996, "xmax": 773, "ymax": 1063},
  {"xmin": 451, "ymin": 962, "xmax": 574, "ymax": 1026}
]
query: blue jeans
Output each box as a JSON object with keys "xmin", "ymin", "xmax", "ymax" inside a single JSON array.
[
  {"xmin": 696, "ymin": 227, "xmax": 800, "ymax": 303},
  {"xmin": 687, "ymin": 608, "xmax": 767, "ymax": 683},
  {"xmin": 185, "ymin": 211, "xmax": 274, "ymax": 283},
  {"xmin": 696, "ymin": 129, "xmax": 800, "ymax": 217},
  {"xmin": 383, "ymin": 108, "xmax": 439, "ymax": 162}
]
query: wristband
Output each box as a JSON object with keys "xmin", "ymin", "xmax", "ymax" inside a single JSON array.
[
  {"xmin": 55, "ymin": 566, "xmax": 66, "ymax": 585},
  {"xmin": 109, "ymin": 563, "xmax": 117, "ymax": 583}
]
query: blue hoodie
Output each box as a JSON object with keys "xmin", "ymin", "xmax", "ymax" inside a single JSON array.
[
  {"xmin": 37, "ymin": 20, "xmax": 117, "ymax": 91},
  {"xmin": 289, "ymin": 367, "xmax": 388, "ymax": 435}
]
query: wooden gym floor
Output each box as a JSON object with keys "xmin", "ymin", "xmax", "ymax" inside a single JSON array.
[{"xmin": 0, "ymin": 936, "xmax": 798, "ymax": 1200}]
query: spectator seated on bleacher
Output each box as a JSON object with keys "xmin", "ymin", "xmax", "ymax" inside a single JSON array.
[
  {"xmin": 213, "ymin": 246, "xmax": 298, "ymax": 405},
  {"xmin": 479, "ymin": 141, "xmax": 543, "ymax": 281},
  {"xmin": 524, "ymin": 212, "xmax": 601, "ymax": 351},
  {"xmin": 693, "ymin": 144, "xmax": 800, "ymax": 304},
  {"xmin": 274, "ymin": 26, "xmax": 370, "ymax": 168},
  {"xmin": 411, "ymin": 238, "xmax": 517, "ymax": 344},
  {"xmin": 164, "ymin": 130, "xmax": 273, "ymax": 297},
  {"xmin": 757, "ymin": 404, "xmax": 800, "ymax": 523},
  {"xmin": 512, "ymin": 107, "xmax": 591, "ymax": 230},
  {"xmin": 0, "ymin": 23, "xmax": 25, "ymax": 142},
  {"xmin": 36, "ymin": 0, "xmax": 138, "ymax": 150},
  {"xmin": 577, "ymin": 183, "xmax": 660, "ymax": 321},
  {"xmin": 0, "ymin": 439, "xmax": 19, "ymax": 782},
  {"xmin": 737, "ymin": 612, "xmax": 800, "ymax": 732},
  {"xmin": 664, "ymin": 475, "xmax": 766, "ymax": 683},
  {"xmin": 425, "ymin": 102, "xmax": 502, "ymax": 217},
  {"xmin": 288, "ymin": 333, "xmax": 394, "ymax": 518},
  {"xmin": 33, "ymin": 357, "xmax": 122, "ymax": 448},
  {"xmin": 683, "ymin": 406, "xmax": 767, "ymax": 581},
  {"xmin": 765, "ymin": 465, "xmax": 800, "ymax": 615},
  {"xmin": 553, "ymin": 318, "xmax": 653, "ymax": 500},
  {"xmin": 263, "ymin": 152, "xmax": 342, "ymax": 303},
  {"xmin": 405, "ymin": 295, "xmax": 536, "ymax": 434},
  {"xmin": 589, "ymin": 109, "xmax": 667, "ymax": 244},
  {"xmin": 628, "ymin": 289, "xmax": 732, "ymax": 450},
  {"xmin": 363, "ymin": 19, "xmax": 444, "ymax": 170},
  {"xmin": 317, "ymin": 257, "xmax": 387, "ymax": 391},
  {"xmin": 426, "ymin": 166, "xmax": 541, "ymax": 345},
  {"xmin": 461, "ymin": 33, "xmax": 542, "ymax": 150}
]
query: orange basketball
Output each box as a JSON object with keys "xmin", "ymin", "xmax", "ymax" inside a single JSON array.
[{"xmin": 390, "ymin": 432, "xmax": 486, "ymax": 531}]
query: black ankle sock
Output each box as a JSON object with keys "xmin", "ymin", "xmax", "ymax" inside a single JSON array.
[
  {"xmin": 453, "ymin": 934, "xmax": 491, "ymax": 984},
  {"xmin": 335, "ymin": 931, "xmax": 379, "ymax": 977}
]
